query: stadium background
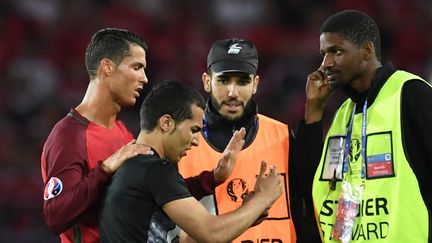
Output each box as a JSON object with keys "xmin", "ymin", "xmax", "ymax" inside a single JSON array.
[{"xmin": 1, "ymin": 0, "xmax": 431, "ymax": 242}]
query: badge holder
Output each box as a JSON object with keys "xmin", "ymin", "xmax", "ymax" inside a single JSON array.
[{"xmin": 331, "ymin": 181, "xmax": 363, "ymax": 243}]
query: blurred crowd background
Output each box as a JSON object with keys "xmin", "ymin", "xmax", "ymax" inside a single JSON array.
[{"xmin": 1, "ymin": 0, "xmax": 432, "ymax": 242}]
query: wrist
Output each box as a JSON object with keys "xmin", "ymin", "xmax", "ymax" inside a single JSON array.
[
  {"xmin": 305, "ymin": 100, "xmax": 325, "ymax": 124},
  {"xmin": 101, "ymin": 161, "xmax": 114, "ymax": 174},
  {"xmin": 251, "ymin": 191, "xmax": 274, "ymax": 209},
  {"xmin": 213, "ymin": 171, "xmax": 223, "ymax": 184}
]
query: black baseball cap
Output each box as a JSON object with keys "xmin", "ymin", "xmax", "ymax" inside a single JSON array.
[{"xmin": 207, "ymin": 38, "xmax": 258, "ymax": 75}]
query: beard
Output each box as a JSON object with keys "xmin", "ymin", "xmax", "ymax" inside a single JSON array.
[{"xmin": 210, "ymin": 93, "xmax": 253, "ymax": 122}]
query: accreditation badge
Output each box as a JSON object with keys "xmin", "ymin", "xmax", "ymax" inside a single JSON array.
[
  {"xmin": 331, "ymin": 181, "xmax": 363, "ymax": 243},
  {"xmin": 321, "ymin": 136, "xmax": 345, "ymax": 180},
  {"xmin": 365, "ymin": 132, "xmax": 395, "ymax": 178}
]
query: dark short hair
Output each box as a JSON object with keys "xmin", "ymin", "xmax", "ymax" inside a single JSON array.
[
  {"xmin": 140, "ymin": 80, "xmax": 205, "ymax": 131},
  {"xmin": 85, "ymin": 28, "xmax": 148, "ymax": 79},
  {"xmin": 320, "ymin": 10, "xmax": 381, "ymax": 61}
]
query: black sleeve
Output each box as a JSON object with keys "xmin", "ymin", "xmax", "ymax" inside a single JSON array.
[
  {"xmin": 401, "ymin": 80, "xmax": 432, "ymax": 214},
  {"xmin": 289, "ymin": 120, "xmax": 323, "ymax": 243},
  {"xmin": 146, "ymin": 161, "xmax": 192, "ymax": 207}
]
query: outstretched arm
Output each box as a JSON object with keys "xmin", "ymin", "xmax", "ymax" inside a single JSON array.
[
  {"xmin": 184, "ymin": 128, "xmax": 246, "ymax": 199},
  {"xmin": 166, "ymin": 161, "xmax": 282, "ymax": 243},
  {"xmin": 213, "ymin": 127, "xmax": 246, "ymax": 182}
]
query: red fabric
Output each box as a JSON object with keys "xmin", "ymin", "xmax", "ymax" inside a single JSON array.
[
  {"xmin": 41, "ymin": 109, "xmax": 217, "ymax": 242},
  {"xmin": 41, "ymin": 109, "xmax": 133, "ymax": 243}
]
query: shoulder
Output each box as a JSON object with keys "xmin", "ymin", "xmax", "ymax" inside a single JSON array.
[
  {"xmin": 403, "ymin": 78, "xmax": 432, "ymax": 91},
  {"xmin": 257, "ymin": 114, "xmax": 287, "ymax": 127},
  {"xmin": 44, "ymin": 113, "xmax": 88, "ymax": 151},
  {"xmin": 402, "ymin": 78, "xmax": 432, "ymax": 103},
  {"xmin": 122, "ymin": 155, "xmax": 175, "ymax": 173},
  {"xmin": 258, "ymin": 114, "xmax": 288, "ymax": 131},
  {"xmin": 115, "ymin": 119, "xmax": 133, "ymax": 136}
]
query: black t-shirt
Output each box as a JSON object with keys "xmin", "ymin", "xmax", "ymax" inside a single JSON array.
[{"xmin": 99, "ymin": 153, "xmax": 192, "ymax": 243}]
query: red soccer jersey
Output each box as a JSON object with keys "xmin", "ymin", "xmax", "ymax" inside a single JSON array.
[{"xmin": 41, "ymin": 109, "xmax": 133, "ymax": 243}]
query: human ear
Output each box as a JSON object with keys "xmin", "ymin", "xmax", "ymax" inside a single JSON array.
[
  {"xmin": 253, "ymin": 75, "xmax": 260, "ymax": 94},
  {"xmin": 159, "ymin": 114, "xmax": 174, "ymax": 132},
  {"xmin": 202, "ymin": 72, "xmax": 211, "ymax": 93},
  {"xmin": 101, "ymin": 58, "xmax": 115, "ymax": 76},
  {"xmin": 362, "ymin": 42, "xmax": 374, "ymax": 61}
]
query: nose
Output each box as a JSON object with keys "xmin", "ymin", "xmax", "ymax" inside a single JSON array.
[
  {"xmin": 321, "ymin": 53, "xmax": 334, "ymax": 70},
  {"xmin": 140, "ymin": 69, "xmax": 149, "ymax": 84},
  {"xmin": 227, "ymin": 83, "xmax": 239, "ymax": 98},
  {"xmin": 191, "ymin": 134, "xmax": 199, "ymax": 146}
]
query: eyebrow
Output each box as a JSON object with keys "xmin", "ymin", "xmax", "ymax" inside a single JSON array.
[{"xmin": 321, "ymin": 45, "xmax": 341, "ymax": 53}]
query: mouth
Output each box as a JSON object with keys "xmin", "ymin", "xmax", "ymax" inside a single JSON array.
[
  {"xmin": 222, "ymin": 101, "xmax": 242, "ymax": 112},
  {"xmin": 134, "ymin": 87, "xmax": 143, "ymax": 97},
  {"xmin": 324, "ymin": 71, "xmax": 339, "ymax": 82}
]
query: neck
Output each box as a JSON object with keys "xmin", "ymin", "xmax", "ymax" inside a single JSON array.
[
  {"xmin": 136, "ymin": 130, "xmax": 165, "ymax": 159},
  {"xmin": 75, "ymin": 79, "xmax": 121, "ymax": 128},
  {"xmin": 350, "ymin": 60, "xmax": 382, "ymax": 94}
]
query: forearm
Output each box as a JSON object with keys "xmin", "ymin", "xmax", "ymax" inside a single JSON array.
[
  {"xmin": 184, "ymin": 170, "xmax": 220, "ymax": 200},
  {"xmin": 294, "ymin": 119, "xmax": 323, "ymax": 198},
  {"xmin": 43, "ymin": 162, "xmax": 110, "ymax": 234},
  {"xmin": 305, "ymin": 99, "xmax": 326, "ymax": 124},
  {"xmin": 291, "ymin": 121, "xmax": 324, "ymax": 242},
  {"xmin": 196, "ymin": 195, "xmax": 270, "ymax": 243},
  {"xmin": 180, "ymin": 230, "xmax": 198, "ymax": 243},
  {"xmin": 167, "ymin": 195, "xmax": 270, "ymax": 243}
]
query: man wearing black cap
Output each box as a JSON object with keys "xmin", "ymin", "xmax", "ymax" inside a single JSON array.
[{"xmin": 178, "ymin": 38, "xmax": 298, "ymax": 243}]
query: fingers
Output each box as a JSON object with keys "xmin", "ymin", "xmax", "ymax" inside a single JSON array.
[
  {"xmin": 317, "ymin": 66, "xmax": 326, "ymax": 76},
  {"xmin": 133, "ymin": 143, "xmax": 154, "ymax": 155},
  {"xmin": 268, "ymin": 165, "xmax": 278, "ymax": 175},
  {"xmin": 308, "ymin": 68, "xmax": 325, "ymax": 81},
  {"xmin": 237, "ymin": 127, "xmax": 246, "ymax": 137},
  {"xmin": 222, "ymin": 151, "xmax": 230, "ymax": 161},
  {"xmin": 126, "ymin": 139, "xmax": 154, "ymax": 157},
  {"xmin": 308, "ymin": 66, "xmax": 334, "ymax": 88},
  {"xmin": 228, "ymin": 127, "xmax": 246, "ymax": 147},
  {"xmin": 124, "ymin": 140, "xmax": 154, "ymax": 157},
  {"xmin": 126, "ymin": 139, "xmax": 137, "ymax": 145},
  {"xmin": 257, "ymin": 160, "xmax": 268, "ymax": 178}
]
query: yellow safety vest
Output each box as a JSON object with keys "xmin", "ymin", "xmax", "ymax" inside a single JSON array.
[{"xmin": 312, "ymin": 71, "xmax": 429, "ymax": 242}]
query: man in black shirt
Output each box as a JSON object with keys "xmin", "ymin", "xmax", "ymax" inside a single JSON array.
[{"xmin": 99, "ymin": 80, "xmax": 283, "ymax": 243}]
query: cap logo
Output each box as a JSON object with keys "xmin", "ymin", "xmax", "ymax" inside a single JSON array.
[{"xmin": 228, "ymin": 43, "xmax": 242, "ymax": 54}]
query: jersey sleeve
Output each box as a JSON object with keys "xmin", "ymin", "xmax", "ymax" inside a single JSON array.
[
  {"xmin": 42, "ymin": 124, "xmax": 110, "ymax": 234},
  {"xmin": 145, "ymin": 161, "xmax": 192, "ymax": 207},
  {"xmin": 184, "ymin": 170, "xmax": 220, "ymax": 200}
]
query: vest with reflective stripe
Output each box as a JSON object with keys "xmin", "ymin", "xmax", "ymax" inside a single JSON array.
[
  {"xmin": 312, "ymin": 70, "xmax": 429, "ymax": 242},
  {"xmin": 178, "ymin": 114, "xmax": 296, "ymax": 243}
]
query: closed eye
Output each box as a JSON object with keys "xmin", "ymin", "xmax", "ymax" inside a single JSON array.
[{"xmin": 191, "ymin": 126, "xmax": 202, "ymax": 133}]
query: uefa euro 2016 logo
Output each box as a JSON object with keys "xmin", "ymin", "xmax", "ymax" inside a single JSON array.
[
  {"xmin": 44, "ymin": 177, "xmax": 63, "ymax": 200},
  {"xmin": 349, "ymin": 138, "xmax": 361, "ymax": 163},
  {"xmin": 226, "ymin": 178, "xmax": 248, "ymax": 203}
]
